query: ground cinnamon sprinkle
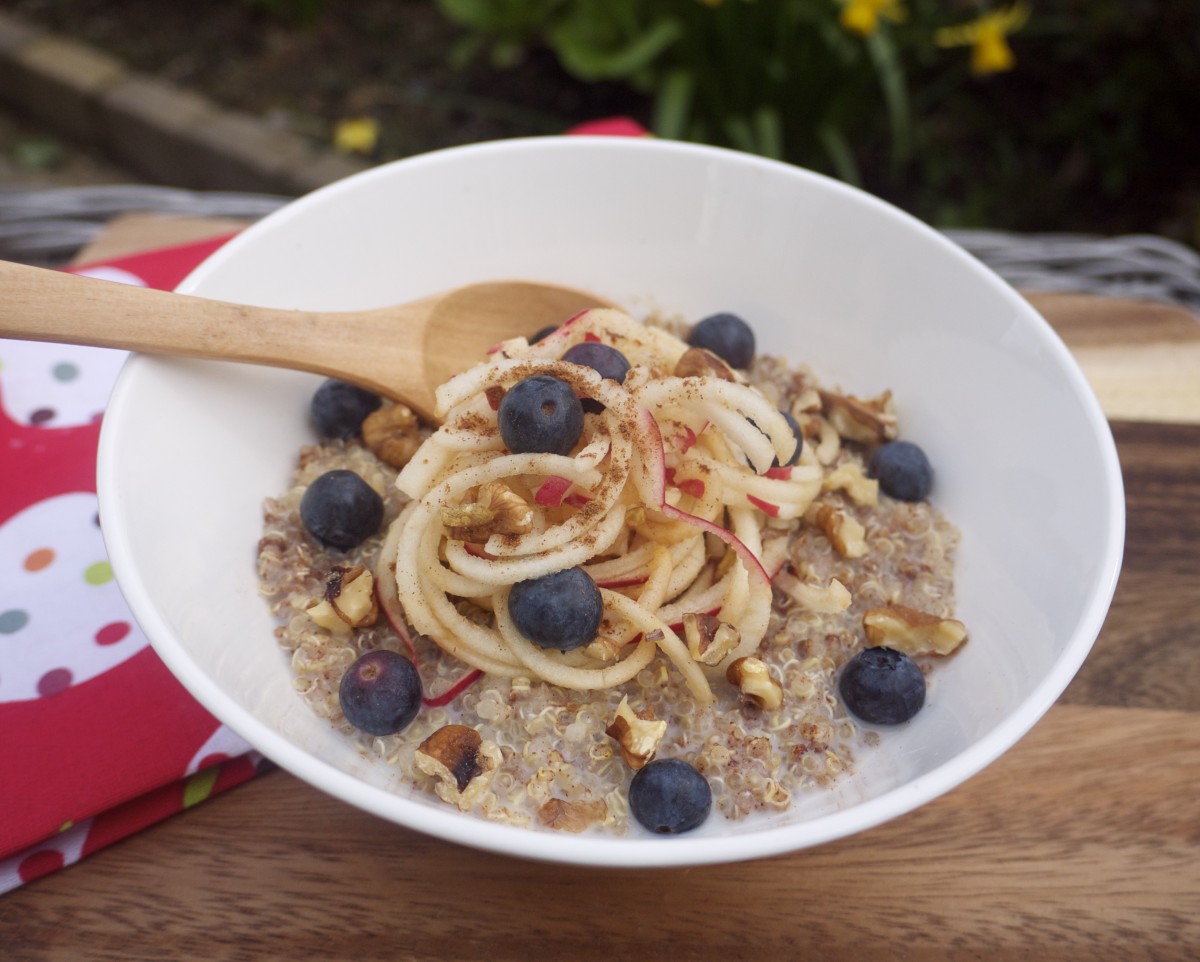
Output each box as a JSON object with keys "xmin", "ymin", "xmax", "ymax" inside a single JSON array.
[{"xmin": 258, "ymin": 333, "xmax": 961, "ymax": 834}]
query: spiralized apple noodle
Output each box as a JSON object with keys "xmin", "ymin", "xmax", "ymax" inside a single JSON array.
[{"xmin": 376, "ymin": 309, "xmax": 825, "ymax": 706}]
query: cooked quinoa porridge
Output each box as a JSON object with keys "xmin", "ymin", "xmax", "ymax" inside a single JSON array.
[{"xmin": 257, "ymin": 308, "xmax": 965, "ymax": 836}]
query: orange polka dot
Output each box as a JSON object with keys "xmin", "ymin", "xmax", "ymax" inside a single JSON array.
[{"xmin": 24, "ymin": 548, "xmax": 56, "ymax": 572}]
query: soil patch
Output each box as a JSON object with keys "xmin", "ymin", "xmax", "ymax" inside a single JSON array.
[
  {"xmin": 8, "ymin": 1, "xmax": 1199, "ymax": 245},
  {"xmin": 10, "ymin": 0, "xmax": 647, "ymax": 159}
]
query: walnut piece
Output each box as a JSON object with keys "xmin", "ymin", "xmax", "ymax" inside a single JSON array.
[
  {"xmin": 682, "ymin": 612, "xmax": 741, "ymax": 666},
  {"xmin": 814, "ymin": 504, "xmax": 867, "ymax": 558},
  {"xmin": 674, "ymin": 346, "xmax": 738, "ymax": 382},
  {"xmin": 440, "ymin": 481, "xmax": 533, "ymax": 542},
  {"xmin": 604, "ymin": 696, "xmax": 667, "ymax": 769},
  {"xmin": 819, "ymin": 389, "xmax": 899, "ymax": 444},
  {"xmin": 726, "ymin": 657, "xmax": 784, "ymax": 711},
  {"xmin": 415, "ymin": 724, "xmax": 501, "ymax": 809},
  {"xmin": 537, "ymin": 797, "xmax": 608, "ymax": 833},
  {"xmin": 306, "ymin": 565, "xmax": 378, "ymax": 633},
  {"xmin": 791, "ymin": 388, "xmax": 822, "ymax": 415},
  {"xmin": 822, "ymin": 461, "xmax": 879, "ymax": 506},
  {"xmin": 863, "ymin": 604, "xmax": 968, "ymax": 656},
  {"xmin": 361, "ymin": 403, "xmax": 422, "ymax": 468}
]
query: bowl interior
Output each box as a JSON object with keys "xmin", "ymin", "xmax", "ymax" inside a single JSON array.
[{"xmin": 98, "ymin": 137, "xmax": 1123, "ymax": 866}]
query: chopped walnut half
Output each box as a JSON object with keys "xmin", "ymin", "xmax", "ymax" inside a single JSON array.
[
  {"xmin": 682, "ymin": 612, "xmax": 741, "ymax": 666},
  {"xmin": 863, "ymin": 604, "xmax": 968, "ymax": 656},
  {"xmin": 415, "ymin": 724, "xmax": 501, "ymax": 809},
  {"xmin": 819, "ymin": 389, "xmax": 899, "ymax": 444},
  {"xmin": 537, "ymin": 797, "xmax": 608, "ymax": 833},
  {"xmin": 674, "ymin": 346, "xmax": 738, "ymax": 382},
  {"xmin": 361, "ymin": 403, "xmax": 422, "ymax": 468},
  {"xmin": 814, "ymin": 504, "xmax": 868, "ymax": 558},
  {"xmin": 791, "ymin": 388, "xmax": 822, "ymax": 416},
  {"xmin": 605, "ymin": 696, "xmax": 667, "ymax": 769},
  {"xmin": 306, "ymin": 565, "xmax": 378, "ymax": 633},
  {"xmin": 726, "ymin": 657, "xmax": 784, "ymax": 711},
  {"xmin": 440, "ymin": 481, "xmax": 533, "ymax": 542},
  {"xmin": 822, "ymin": 461, "xmax": 879, "ymax": 506}
]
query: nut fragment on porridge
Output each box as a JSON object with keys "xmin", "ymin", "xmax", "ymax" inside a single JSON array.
[
  {"xmin": 259, "ymin": 304, "xmax": 965, "ymax": 837},
  {"xmin": 863, "ymin": 604, "xmax": 968, "ymax": 657}
]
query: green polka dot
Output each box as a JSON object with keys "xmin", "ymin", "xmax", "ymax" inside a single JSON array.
[
  {"xmin": 83, "ymin": 561, "xmax": 113, "ymax": 586},
  {"xmin": 0, "ymin": 609, "xmax": 30, "ymax": 633},
  {"xmin": 183, "ymin": 768, "xmax": 220, "ymax": 809},
  {"xmin": 53, "ymin": 362, "xmax": 80, "ymax": 382}
]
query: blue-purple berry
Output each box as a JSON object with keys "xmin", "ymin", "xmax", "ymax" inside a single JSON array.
[
  {"xmin": 508, "ymin": 566, "xmax": 603, "ymax": 652},
  {"xmin": 629, "ymin": 758, "xmax": 712, "ymax": 835},
  {"xmin": 300, "ymin": 469, "xmax": 384, "ymax": 550},
  {"xmin": 339, "ymin": 649, "xmax": 422, "ymax": 736},
  {"xmin": 562, "ymin": 341, "xmax": 631, "ymax": 413},
  {"xmin": 869, "ymin": 441, "xmax": 934, "ymax": 502},
  {"xmin": 498, "ymin": 375, "xmax": 584, "ymax": 455},
  {"xmin": 839, "ymin": 647, "xmax": 926, "ymax": 725},
  {"xmin": 310, "ymin": 379, "xmax": 381, "ymax": 440},
  {"xmin": 687, "ymin": 313, "xmax": 755, "ymax": 369}
]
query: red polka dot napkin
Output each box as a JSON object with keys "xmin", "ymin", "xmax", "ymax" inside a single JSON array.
[
  {"xmin": 0, "ymin": 120, "xmax": 651, "ymax": 893},
  {"xmin": 0, "ymin": 234, "xmax": 267, "ymax": 893}
]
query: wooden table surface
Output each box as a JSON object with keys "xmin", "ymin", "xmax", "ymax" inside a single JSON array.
[{"xmin": 3, "ymin": 221, "xmax": 1198, "ymax": 961}]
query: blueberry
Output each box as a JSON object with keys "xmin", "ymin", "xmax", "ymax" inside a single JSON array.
[
  {"xmin": 869, "ymin": 440, "xmax": 934, "ymax": 502},
  {"xmin": 497, "ymin": 375, "xmax": 584, "ymax": 456},
  {"xmin": 780, "ymin": 410, "xmax": 804, "ymax": 466},
  {"xmin": 687, "ymin": 312, "xmax": 755, "ymax": 369},
  {"xmin": 508, "ymin": 566, "xmax": 603, "ymax": 652},
  {"xmin": 339, "ymin": 649, "xmax": 422, "ymax": 736},
  {"xmin": 310, "ymin": 379, "xmax": 381, "ymax": 440},
  {"xmin": 628, "ymin": 758, "xmax": 712, "ymax": 835},
  {"xmin": 300, "ymin": 469, "xmax": 384, "ymax": 550},
  {"xmin": 530, "ymin": 324, "xmax": 559, "ymax": 344},
  {"xmin": 561, "ymin": 341, "xmax": 631, "ymax": 413},
  {"xmin": 838, "ymin": 647, "xmax": 926, "ymax": 725},
  {"xmin": 771, "ymin": 410, "xmax": 803, "ymax": 468},
  {"xmin": 747, "ymin": 409, "xmax": 803, "ymax": 469}
]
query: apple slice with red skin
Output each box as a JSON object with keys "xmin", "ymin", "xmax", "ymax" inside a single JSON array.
[{"xmin": 633, "ymin": 407, "xmax": 771, "ymax": 586}]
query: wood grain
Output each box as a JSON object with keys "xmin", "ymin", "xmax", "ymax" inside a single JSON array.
[
  {"xmin": 5, "ymin": 225, "xmax": 1198, "ymax": 960},
  {"xmin": 1027, "ymin": 293, "xmax": 1200, "ymax": 424},
  {"xmin": 1060, "ymin": 421, "xmax": 1200, "ymax": 711},
  {"xmin": 70, "ymin": 214, "xmax": 250, "ymax": 264},
  {"xmin": 2, "ymin": 703, "xmax": 1196, "ymax": 962}
]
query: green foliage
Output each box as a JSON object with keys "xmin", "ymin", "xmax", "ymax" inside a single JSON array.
[
  {"xmin": 435, "ymin": 0, "xmax": 1200, "ymax": 237},
  {"xmin": 436, "ymin": 0, "xmax": 929, "ymax": 176}
]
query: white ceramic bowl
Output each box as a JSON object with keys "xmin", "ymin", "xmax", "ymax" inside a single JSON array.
[{"xmin": 97, "ymin": 137, "xmax": 1124, "ymax": 867}]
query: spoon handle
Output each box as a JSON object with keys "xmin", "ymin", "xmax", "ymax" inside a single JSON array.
[{"xmin": 0, "ymin": 259, "xmax": 429, "ymax": 404}]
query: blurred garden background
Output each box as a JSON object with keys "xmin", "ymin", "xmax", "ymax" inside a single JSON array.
[{"xmin": 6, "ymin": 0, "xmax": 1199, "ymax": 247}]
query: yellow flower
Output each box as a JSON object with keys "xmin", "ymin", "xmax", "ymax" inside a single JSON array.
[
  {"xmin": 839, "ymin": 0, "xmax": 907, "ymax": 37},
  {"xmin": 333, "ymin": 117, "xmax": 380, "ymax": 156},
  {"xmin": 935, "ymin": 2, "xmax": 1031, "ymax": 76}
]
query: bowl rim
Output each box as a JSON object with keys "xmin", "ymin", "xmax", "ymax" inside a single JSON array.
[{"xmin": 98, "ymin": 135, "xmax": 1126, "ymax": 867}]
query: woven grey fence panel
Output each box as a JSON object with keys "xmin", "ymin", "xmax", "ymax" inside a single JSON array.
[
  {"xmin": 0, "ymin": 185, "xmax": 288, "ymax": 263},
  {"xmin": 2, "ymin": 186, "xmax": 1198, "ymax": 317},
  {"xmin": 945, "ymin": 229, "xmax": 1200, "ymax": 314}
]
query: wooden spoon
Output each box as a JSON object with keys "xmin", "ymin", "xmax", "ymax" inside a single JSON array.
[{"xmin": 0, "ymin": 260, "xmax": 608, "ymax": 421}]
